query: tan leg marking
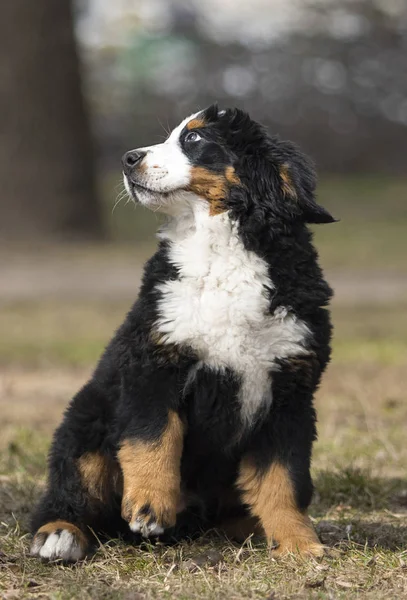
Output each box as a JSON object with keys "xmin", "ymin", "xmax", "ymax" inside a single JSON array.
[
  {"xmin": 30, "ymin": 521, "xmax": 89, "ymax": 562},
  {"xmin": 238, "ymin": 459, "xmax": 324, "ymax": 557},
  {"xmin": 77, "ymin": 451, "xmax": 122, "ymax": 504},
  {"xmin": 118, "ymin": 410, "xmax": 184, "ymax": 535}
]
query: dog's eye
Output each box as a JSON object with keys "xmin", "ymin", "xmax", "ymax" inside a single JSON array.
[{"xmin": 185, "ymin": 131, "xmax": 202, "ymax": 143}]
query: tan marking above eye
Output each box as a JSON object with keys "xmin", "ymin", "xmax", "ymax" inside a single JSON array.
[{"xmin": 186, "ymin": 118, "xmax": 206, "ymax": 130}]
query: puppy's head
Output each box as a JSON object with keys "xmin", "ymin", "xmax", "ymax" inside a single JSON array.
[
  {"xmin": 122, "ymin": 104, "xmax": 336, "ymax": 226},
  {"xmin": 122, "ymin": 104, "xmax": 239, "ymax": 216}
]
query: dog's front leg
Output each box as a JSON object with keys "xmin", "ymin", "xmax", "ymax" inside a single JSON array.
[
  {"xmin": 237, "ymin": 357, "xmax": 325, "ymax": 557},
  {"xmin": 117, "ymin": 369, "xmax": 184, "ymax": 536}
]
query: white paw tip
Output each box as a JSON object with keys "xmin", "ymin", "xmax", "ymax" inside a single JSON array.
[
  {"xmin": 129, "ymin": 518, "xmax": 164, "ymax": 537},
  {"xmin": 148, "ymin": 522, "xmax": 164, "ymax": 536},
  {"xmin": 129, "ymin": 518, "xmax": 143, "ymax": 533},
  {"xmin": 31, "ymin": 529, "xmax": 86, "ymax": 562}
]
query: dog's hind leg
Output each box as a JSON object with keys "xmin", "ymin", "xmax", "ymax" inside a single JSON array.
[{"xmin": 30, "ymin": 381, "xmax": 122, "ymax": 562}]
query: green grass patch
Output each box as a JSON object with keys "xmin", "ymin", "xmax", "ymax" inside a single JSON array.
[
  {"xmin": 0, "ymin": 300, "xmax": 128, "ymax": 368},
  {"xmin": 332, "ymin": 338, "xmax": 407, "ymax": 365},
  {"xmin": 313, "ymin": 469, "xmax": 403, "ymax": 513},
  {"xmin": 0, "ymin": 428, "xmax": 50, "ymax": 478}
]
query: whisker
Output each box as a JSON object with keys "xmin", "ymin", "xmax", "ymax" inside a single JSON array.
[
  {"xmin": 112, "ymin": 196, "xmax": 123, "ymax": 214},
  {"xmin": 115, "ymin": 190, "xmax": 127, "ymax": 204},
  {"xmin": 112, "ymin": 187, "xmax": 129, "ymax": 214},
  {"xmin": 114, "ymin": 179, "xmax": 124, "ymax": 191},
  {"xmin": 124, "ymin": 196, "xmax": 135, "ymax": 208},
  {"xmin": 157, "ymin": 115, "xmax": 170, "ymax": 137}
]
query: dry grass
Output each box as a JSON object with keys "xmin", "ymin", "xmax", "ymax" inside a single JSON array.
[{"xmin": 1, "ymin": 294, "xmax": 407, "ymax": 597}]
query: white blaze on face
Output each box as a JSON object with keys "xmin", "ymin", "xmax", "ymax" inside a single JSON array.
[{"xmin": 123, "ymin": 111, "xmax": 203, "ymax": 209}]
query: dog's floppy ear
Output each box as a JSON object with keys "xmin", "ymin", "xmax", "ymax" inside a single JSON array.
[{"xmin": 278, "ymin": 156, "xmax": 337, "ymax": 225}]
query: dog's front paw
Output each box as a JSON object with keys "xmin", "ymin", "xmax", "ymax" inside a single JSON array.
[
  {"xmin": 30, "ymin": 521, "xmax": 89, "ymax": 562},
  {"xmin": 270, "ymin": 521, "xmax": 325, "ymax": 559},
  {"xmin": 121, "ymin": 488, "xmax": 178, "ymax": 537},
  {"xmin": 271, "ymin": 537, "xmax": 325, "ymax": 558}
]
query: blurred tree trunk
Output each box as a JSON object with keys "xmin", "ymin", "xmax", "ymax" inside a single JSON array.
[{"xmin": 0, "ymin": 0, "xmax": 103, "ymax": 241}]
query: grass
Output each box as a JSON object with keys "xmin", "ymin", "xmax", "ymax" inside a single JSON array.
[
  {"xmin": 1, "ymin": 174, "xmax": 407, "ymax": 597},
  {"xmin": 1, "ymin": 530, "xmax": 406, "ymax": 599},
  {"xmin": 1, "ymin": 465, "xmax": 406, "ymax": 599}
]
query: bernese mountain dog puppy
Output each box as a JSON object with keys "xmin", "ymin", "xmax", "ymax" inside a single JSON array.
[{"xmin": 30, "ymin": 105, "xmax": 335, "ymax": 562}]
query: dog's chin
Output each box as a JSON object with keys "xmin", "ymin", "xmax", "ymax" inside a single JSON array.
[
  {"xmin": 125, "ymin": 180, "xmax": 167, "ymax": 211},
  {"xmin": 134, "ymin": 186, "xmax": 164, "ymax": 207},
  {"xmin": 125, "ymin": 179, "xmax": 196, "ymax": 216},
  {"xmin": 123, "ymin": 175, "xmax": 201, "ymax": 215}
]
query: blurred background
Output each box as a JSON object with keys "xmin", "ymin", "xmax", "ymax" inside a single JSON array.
[{"xmin": 1, "ymin": 0, "xmax": 407, "ymax": 549}]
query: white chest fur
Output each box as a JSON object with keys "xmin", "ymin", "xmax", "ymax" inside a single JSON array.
[{"xmin": 155, "ymin": 207, "xmax": 310, "ymax": 422}]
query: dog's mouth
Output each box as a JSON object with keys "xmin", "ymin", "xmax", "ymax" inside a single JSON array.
[
  {"xmin": 127, "ymin": 179, "xmax": 154, "ymax": 196},
  {"xmin": 122, "ymin": 173, "xmax": 197, "ymax": 216},
  {"xmin": 124, "ymin": 175, "xmax": 170, "ymax": 204}
]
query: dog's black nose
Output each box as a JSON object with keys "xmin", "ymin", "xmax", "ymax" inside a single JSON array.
[{"xmin": 122, "ymin": 150, "xmax": 146, "ymax": 172}]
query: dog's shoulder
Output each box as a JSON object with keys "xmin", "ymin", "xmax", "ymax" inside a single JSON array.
[{"xmin": 93, "ymin": 243, "xmax": 178, "ymax": 377}]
